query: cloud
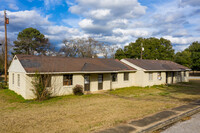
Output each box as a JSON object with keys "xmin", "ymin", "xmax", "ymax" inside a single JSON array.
[
  {"xmin": 69, "ymin": 0, "xmax": 146, "ymax": 18},
  {"xmin": 79, "ymin": 19, "xmax": 113, "ymax": 35},
  {"xmin": 113, "ymin": 28, "xmax": 151, "ymax": 37},
  {"xmin": 8, "ymin": 4, "xmax": 19, "ymax": 10},
  {"xmin": 43, "ymin": 0, "xmax": 65, "ymax": 9},
  {"xmin": 1, "ymin": 0, "xmax": 200, "ymax": 53},
  {"xmin": 89, "ymin": 9, "xmax": 111, "ymax": 20},
  {"xmin": 69, "ymin": 0, "xmax": 147, "ymax": 36},
  {"xmin": 163, "ymin": 36, "xmax": 200, "ymax": 45},
  {"xmin": 0, "ymin": 10, "xmax": 81, "ymax": 46},
  {"xmin": 62, "ymin": 18, "xmax": 81, "ymax": 28},
  {"xmin": 0, "ymin": 10, "xmax": 50, "ymax": 34},
  {"xmin": 66, "ymin": 0, "xmax": 200, "ymax": 51},
  {"xmin": 180, "ymin": 0, "xmax": 200, "ymax": 7}
]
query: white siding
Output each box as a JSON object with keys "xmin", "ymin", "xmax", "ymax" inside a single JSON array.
[{"xmin": 8, "ymin": 57, "xmax": 26, "ymax": 73}]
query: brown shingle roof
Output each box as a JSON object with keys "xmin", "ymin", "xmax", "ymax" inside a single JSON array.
[
  {"xmin": 124, "ymin": 59, "xmax": 189, "ymax": 71},
  {"xmin": 16, "ymin": 55, "xmax": 135, "ymax": 73}
]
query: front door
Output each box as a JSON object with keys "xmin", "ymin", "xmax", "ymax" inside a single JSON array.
[
  {"xmin": 171, "ymin": 72, "xmax": 174, "ymax": 83},
  {"xmin": 98, "ymin": 74, "xmax": 103, "ymax": 90},
  {"xmin": 84, "ymin": 75, "xmax": 90, "ymax": 91},
  {"xmin": 166, "ymin": 72, "xmax": 168, "ymax": 84}
]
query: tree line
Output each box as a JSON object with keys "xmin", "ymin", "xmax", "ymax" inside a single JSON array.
[
  {"xmin": 0, "ymin": 27, "xmax": 200, "ymax": 73},
  {"xmin": 10, "ymin": 27, "xmax": 117, "ymax": 58},
  {"xmin": 115, "ymin": 37, "xmax": 200, "ymax": 71}
]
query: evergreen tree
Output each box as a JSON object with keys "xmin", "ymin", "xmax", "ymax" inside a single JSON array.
[{"xmin": 13, "ymin": 27, "xmax": 51, "ymax": 55}]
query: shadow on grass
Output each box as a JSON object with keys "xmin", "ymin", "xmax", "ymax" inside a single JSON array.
[
  {"xmin": 108, "ymin": 80, "xmax": 200, "ymax": 103},
  {"xmin": 155, "ymin": 80, "xmax": 200, "ymax": 102}
]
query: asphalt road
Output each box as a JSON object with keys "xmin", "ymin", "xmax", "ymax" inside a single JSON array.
[{"xmin": 162, "ymin": 113, "xmax": 200, "ymax": 133}]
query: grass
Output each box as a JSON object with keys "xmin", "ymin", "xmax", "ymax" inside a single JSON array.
[
  {"xmin": 109, "ymin": 80, "xmax": 200, "ymax": 103},
  {"xmin": 0, "ymin": 80, "xmax": 200, "ymax": 133}
]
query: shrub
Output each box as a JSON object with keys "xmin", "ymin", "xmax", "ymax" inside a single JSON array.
[
  {"xmin": 73, "ymin": 85, "xmax": 84, "ymax": 95},
  {"xmin": 31, "ymin": 73, "xmax": 52, "ymax": 101},
  {"xmin": 0, "ymin": 82, "xmax": 7, "ymax": 89}
]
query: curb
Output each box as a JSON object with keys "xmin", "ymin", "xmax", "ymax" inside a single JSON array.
[{"xmin": 137, "ymin": 105, "xmax": 200, "ymax": 133}]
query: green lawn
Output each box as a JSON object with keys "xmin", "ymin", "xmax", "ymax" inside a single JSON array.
[
  {"xmin": 0, "ymin": 80, "xmax": 199, "ymax": 133},
  {"xmin": 109, "ymin": 80, "xmax": 200, "ymax": 103}
]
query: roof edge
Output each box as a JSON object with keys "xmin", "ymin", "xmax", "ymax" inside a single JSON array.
[{"xmin": 26, "ymin": 70, "xmax": 136, "ymax": 74}]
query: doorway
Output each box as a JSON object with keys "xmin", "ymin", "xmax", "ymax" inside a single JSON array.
[
  {"xmin": 171, "ymin": 72, "xmax": 174, "ymax": 83},
  {"xmin": 84, "ymin": 75, "xmax": 90, "ymax": 91},
  {"xmin": 98, "ymin": 74, "xmax": 103, "ymax": 90},
  {"xmin": 166, "ymin": 72, "xmax": 168, "ymax": 84}
]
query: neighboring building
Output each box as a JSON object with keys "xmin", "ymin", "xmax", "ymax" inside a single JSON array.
[
  {"xmin": 121, "ymin": 59, "xmax": 190, "ymax": 87},
  {"xmin": 8, "ymin": 55, "xmax": 136, "ymax": 99}
]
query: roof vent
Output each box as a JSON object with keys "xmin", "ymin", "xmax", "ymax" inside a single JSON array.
[{"xmin": 14, "ymin": 57, "xmax": 17, "ymax": 60}]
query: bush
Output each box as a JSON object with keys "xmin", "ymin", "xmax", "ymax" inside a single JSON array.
[
  {"xmin": 0, "ymin": 82, "xmax": 7, "ymax": 89},
  {"xmin": 31, "ymin": 73, "xmax": 52, "ymax": 101},
  {"xmin": 73, "ymin": 85, "xmax": 84, "ymax": 95}
]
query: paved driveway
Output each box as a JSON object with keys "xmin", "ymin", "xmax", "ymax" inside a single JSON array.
[{"xmin": 162, "ymin": 113, "xmax": 200, "ymax": 133}]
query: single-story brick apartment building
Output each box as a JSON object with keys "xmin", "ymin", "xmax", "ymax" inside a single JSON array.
[{"xmin": 8, "ymin": 55, "xmax": 190, "ymax": 99}]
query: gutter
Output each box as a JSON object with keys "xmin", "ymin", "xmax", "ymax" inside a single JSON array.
[
  {"xmin": 26, "ymin": 70, "xmax": 136, "ymax": 75},
  {"xmin": 144, "ymin": 69, "xmax": 191, "ymax": 72}
]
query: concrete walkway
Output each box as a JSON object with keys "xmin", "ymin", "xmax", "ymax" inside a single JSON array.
[
  {"xmin": 97, "ymin": 100, "xmax": 200, "ymax": 133},
  {"xmin": 162, "ymin": 113, "xmax": 200, "ymax": 133},
  {"xmin": 189, "ymin": 76, "xmax": 200, "ymax": 80}
]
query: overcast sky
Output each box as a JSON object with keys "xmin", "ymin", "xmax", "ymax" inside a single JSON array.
[{"xmin": 0, "ymin": 0, "xmax": 200, "ymax": 52}]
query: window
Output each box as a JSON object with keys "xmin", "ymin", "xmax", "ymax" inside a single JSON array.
[
  {"xmin": 84, "ymin": 75, "xmax": 90, "ymax": 91},
  {"xmin": 111, "ymin": 73, "xmax": 118, "ymax": 82},
  {"xmin": 149, "ymin": 73, "xmax": 153, "ymax": 81},
  {"xmin": 63, "ymin": 74, "xmax": 73, "ymax": 86},
  {"xmin": 40, "ymin": 75, "xmax": 51, "ymax": 87},
  {"xmin": 98, "ymin": 74, "xmax": 103, "ymax": 83},
  {"xmin": 157, "ymin": 72, "xmax": 162, "ymax": 80},
  {"xmin": 12, "ymin": 73, "xmax": 14, "ymax": 84},
  {"xmin": 17, "ymin": 74, "xmax": 20, "ymax": 87},
  {"xmin": 124, "ymin": 73, "xmax": 129, "ymax": 81}
]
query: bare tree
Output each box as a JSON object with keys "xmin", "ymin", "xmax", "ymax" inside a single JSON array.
[
  {"xmin": 60, "ymin": 37, "xmax": 103, "ymax": 58},
  {"xmin": 59, "ymin": 37, "xmax": 118, "ymax": 58},
  {"xmin": 100, "ymin": 44, "xmax": 119, "ymax": 58},
  {"xmin": 0, "ymin": 38, "xmax": 12, "ymax": 75}
]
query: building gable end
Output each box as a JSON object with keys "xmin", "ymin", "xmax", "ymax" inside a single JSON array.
[{"xmin": 8, "ymin": 55, "xmax": 26, "ymax": 73}]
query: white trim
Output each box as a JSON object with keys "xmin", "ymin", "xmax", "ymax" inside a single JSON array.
[
  {"xmin": 120, "ymin": 59, "xmax": 145, "ymax": 70},
  {"xmin": 144, "ymin": 70, "xmax": 191, "ymax": 72},
  {"xmin": 26, "ymin": 70, "xmax": 136, "ymax": 75}
]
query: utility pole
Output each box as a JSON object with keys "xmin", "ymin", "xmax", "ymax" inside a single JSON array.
[{"xmin": 4, "ymin": 10, "xmax": 9, "ymax": 83}]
